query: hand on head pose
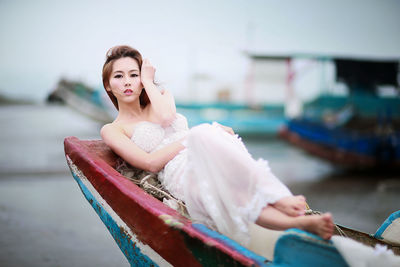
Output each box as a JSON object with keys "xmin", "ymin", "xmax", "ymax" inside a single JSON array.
[{"xmin": 141, "ymin": 59, "xmax": 156, "ymax": 85}]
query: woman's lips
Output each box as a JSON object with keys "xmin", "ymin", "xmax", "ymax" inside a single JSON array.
[{"xmin": 124, "ymin": 89, "xmax": 133, "ymax": 95}]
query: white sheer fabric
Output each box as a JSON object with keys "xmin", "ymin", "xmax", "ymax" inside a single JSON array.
[{"xmin": 131, "ymin": 113, "xmax": 292, "ymax": 245}]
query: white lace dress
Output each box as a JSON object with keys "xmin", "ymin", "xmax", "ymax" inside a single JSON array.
[{"xmin": 131, "ymin": 113, "xmax": 292, "ymax": 245}]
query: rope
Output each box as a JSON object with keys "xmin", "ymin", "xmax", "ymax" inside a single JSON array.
[
  {"xmin": 117, "ymin": 159, "xmax": 350, "ymax": 236},
  {"xmin": 121, "ymin": 166, "xmax": 188, "ymax": 216},
  {"xmin": 335, "ymin": 225, "xmax": 348, "ymax": 237},
  {"xmin": 140, "ymin": 174, "xmax": 186, "ymax": 206}
]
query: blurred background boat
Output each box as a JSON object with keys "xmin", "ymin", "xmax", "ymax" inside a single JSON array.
[
  {"xmin": 176, "ymin": 102, "xmax": 285, "ymax": 136},
  {"xmin": 280, "ymin": 57, "xmax": 400, "ymax": 168},
  {"xmin": 47, "ymin": 79, "xmax": 114, "ymax": 123},
  {"xmin": 48, "ymin": 79, "xmax": 287, "ymax": 136}
]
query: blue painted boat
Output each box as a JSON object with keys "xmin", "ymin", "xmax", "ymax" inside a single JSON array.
[
  {"xmin": 280, "ymin": 118, "xmax": 400, "ymax": 168},
  {"xmin": 280, "ymin": 93, "xmax": 400, "ymax": 168},
  {"xmin": 176, "ymin": 102, "xmax": 285, "ymax": 136},
  {"xmin": 279, "ymin": 55, "xmax": 400, "ymax": 168},
  {"xmin": 48, "ymin": 79, "xmax": 286, "ymax": 135},
  {"xmin": 64, "ymin": 137, "xmax": 399, "ymax": 266}
]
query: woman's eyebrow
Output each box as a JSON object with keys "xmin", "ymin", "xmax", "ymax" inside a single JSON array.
[{"xmin": 112, "ymin": 69, "xmax": 139, "ymax": 74}]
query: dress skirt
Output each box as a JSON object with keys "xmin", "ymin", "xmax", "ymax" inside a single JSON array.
[{"xmin": 179, "ymin": 123, "xmax": 292, "ymax": 245}]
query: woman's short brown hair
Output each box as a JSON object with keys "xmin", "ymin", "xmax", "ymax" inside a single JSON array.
[{"xmin": 102, "ymin": 45, "xmax": 150, "ymax": 110}]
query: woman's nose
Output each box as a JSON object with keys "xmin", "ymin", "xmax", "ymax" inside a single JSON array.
[{"xmin": 124, "ymin": 77, "xmax": 131, "ymax": 86}]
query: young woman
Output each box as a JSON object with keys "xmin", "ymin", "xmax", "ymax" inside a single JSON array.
[{"xmin": 100, "ymin": 45, "xmax": 334, "ymax": 245}]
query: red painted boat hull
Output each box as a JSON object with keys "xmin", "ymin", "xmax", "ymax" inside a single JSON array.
[{"xmin": 64, "ymin": 136, "xmax": 264, "ymax": 266}]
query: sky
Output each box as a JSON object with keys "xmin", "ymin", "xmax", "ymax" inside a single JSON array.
[{"xmin": 0, "ymin": 0, "xmax": 399, "ymax": 102}]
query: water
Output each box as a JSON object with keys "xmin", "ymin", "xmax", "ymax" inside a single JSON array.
[{"xmin": 1, "ymin": 104, "xmax": 399, "ymax": 266}]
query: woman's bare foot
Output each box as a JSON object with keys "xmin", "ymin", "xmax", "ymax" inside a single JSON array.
[
  {"xmin": 297, "ymin": 213, "xmax": 334, "ymax": 240},
  {"xmin": 273, "ymin": 195, "xmax": 307, "ymax": 217}
]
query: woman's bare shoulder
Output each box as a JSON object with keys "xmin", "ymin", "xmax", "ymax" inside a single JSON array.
[
  {"xmin": 100, "ymin": 122, "xmax": 124, "ymax": 140},
  {"xmin": 101, "ymin": 122, "xmax": 119, "ymax": 132}
]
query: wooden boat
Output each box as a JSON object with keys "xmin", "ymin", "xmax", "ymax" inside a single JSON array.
[
  {"xmin": 48, "ymin": 79, "xmax": 286, "ymax": 135},
  {"xmin": 279, "ymin": 93, "xmax": 400, "ymax": 168},
  {"xmin": 64, "ymin": 136, "xmax": 400, "ymax": 266},
  {"xmin": 176, "ymin": 102, "xmax": 285, "ymax": 136},
  {"xmin": 47, "ymin": 79, "xmax": 114, "ymax": 123},
  {"xmin": 279, "ymin": 117, "xmax": 400, "ymax": 168}
]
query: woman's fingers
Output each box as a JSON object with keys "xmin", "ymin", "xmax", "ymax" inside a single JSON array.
[
  {"xmin": 223, "ymin": 125, "xmax": 234, "ymax": 135},
  {"xmin": 141, "ymin": 58, "xmax": 156, "ymax": 84},
  {"xmin": 142, "ymin": 59, "xmax": 155, "ymax": 70},
  {"xmin": 213, "ymin": 122, "xmax": 235, "ymax": 135}
]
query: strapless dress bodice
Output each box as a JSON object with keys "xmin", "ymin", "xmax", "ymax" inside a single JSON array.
[{"xmin": 130, "ymin": 113, "xmax": 189, "ymax": 153}]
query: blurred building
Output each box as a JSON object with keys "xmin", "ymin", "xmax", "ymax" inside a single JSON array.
[{"xmin": 244, "ymin": 52, "xmax": 399, "ymax": 117}]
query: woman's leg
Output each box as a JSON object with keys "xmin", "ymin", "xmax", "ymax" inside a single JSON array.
[
  {"xmin": 272, "ymin": 195, "xmax": 307, "ymax": 217},
  {"xmin": 255, "ymin": 205, "xmax": 334, "ymax": 240}
]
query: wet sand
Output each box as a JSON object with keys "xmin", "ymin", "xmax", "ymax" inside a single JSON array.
[
  {"xmin": 0, "ymin": 104, "xmax": 399, "ymax": 266},
  {"xmin": 0, "ymin": 105, "xmax": 127, "ymax": 267}
]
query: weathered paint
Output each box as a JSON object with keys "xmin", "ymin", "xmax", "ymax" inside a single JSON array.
[
  {"xmin": 273, "ymin": 229, "xmax": 348, "ymax": 267},
  {"xmin": 67, "ymin": 156, "xmax": 170, "ymax": 266},
  {"xmin": 374, "ymin": 210, "xmax": 400, "ymax": 246},
  {"xmin": 334, "ymin": 224, "xmax": 399, "ymax": 252},
  {"xmin": 159, "ymin": 214, "xmax": 184, "ymax": 229},
  {"xmin": 191, "ymin": 224, "xmax": 269, "ymax": 267}
]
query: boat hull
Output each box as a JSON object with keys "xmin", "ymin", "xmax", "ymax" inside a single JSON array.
[
  {"xmin": 65, "ymin": 137, "xmax": 268, "ymax": 266},
  {"xmin": 279, "ymin": 119, "xmax": 400, "ymax": 168},
  {"xmin": 65, "ymin": 137, "xmax": 399, "ymax": 266}
]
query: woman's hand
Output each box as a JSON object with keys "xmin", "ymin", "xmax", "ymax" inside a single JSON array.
[
  {"xmin": 141, "ymin": 59, "xmax": 156, "ymax": 86},
  {"xmin": 138, "ymin": 58, "xmax": 176, "ymax": 126},
  {"xmin": 214, "ymin": 122, "xmax": 235, "ymax": 135}
]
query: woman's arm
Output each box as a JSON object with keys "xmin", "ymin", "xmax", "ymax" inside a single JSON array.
[
  {"xmin": 141, "ymin": 59, "xmax": 176, "ymax": 126},
  {"xmin": 101, "ymin": 124, "xmax": 185, "ymax": 173}
]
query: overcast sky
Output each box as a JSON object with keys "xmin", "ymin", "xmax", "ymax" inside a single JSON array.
[{"xmin": 0, "ymin": 0, "xmax": 399, "ymax": 102}]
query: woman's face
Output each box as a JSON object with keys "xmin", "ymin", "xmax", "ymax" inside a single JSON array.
[{"xmin": 107, "ymin": 57, "xmax": 142, "ymax": 102}]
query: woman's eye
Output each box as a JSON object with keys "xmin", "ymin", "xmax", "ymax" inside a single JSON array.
[
  {"xmin": 114, "ymin": 74, "xmax": 122, "ymax": 78},
  {"xmin": 130, "ymin": 74, "xmax": 138, "ymax": 77}
]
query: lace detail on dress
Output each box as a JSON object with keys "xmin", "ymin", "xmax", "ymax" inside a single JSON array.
[
  {"xmin": 170, "ymin": 113, "xmax": 189, "ymax": 132},
  {"xmin": 158, "ymin": 150, "xmax": 187, "ymax": 200},
  {"xmin": 155, "ymin": 113, "xmax": 189, "ymax": 151},
  {"xmin": 131, "ymin": 122, "xmax": 164, "ymax": 153},
  {"xmin": 130, "ymin": 113, "xmax": 189, "ymax": 200},
  {"xmin": 130, "ymin": 113, "xmax": 189, "ymax": 153}
]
